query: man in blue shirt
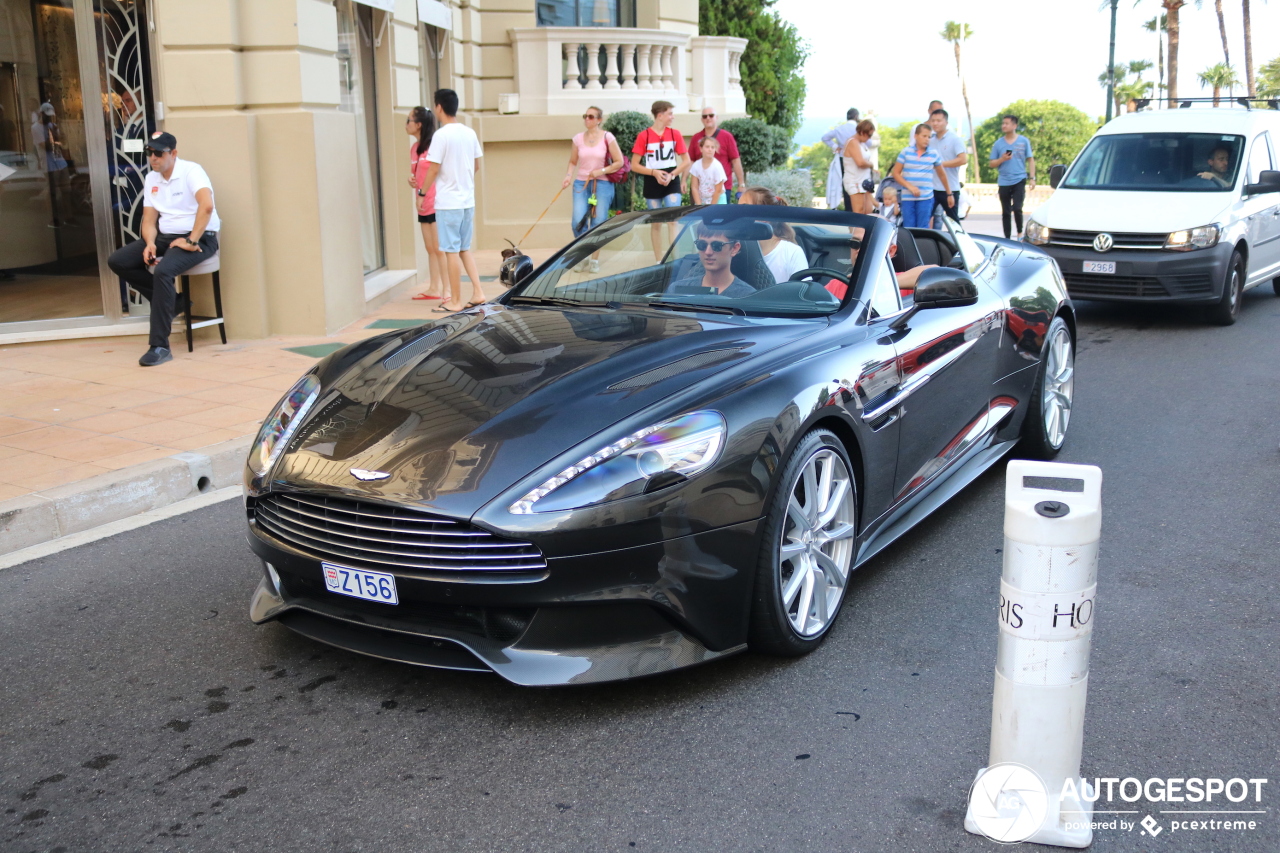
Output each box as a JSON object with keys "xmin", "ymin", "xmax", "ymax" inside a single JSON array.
[{"xmin": 988, "ymin": 114, "xmax": 1035, "ymax": 239}]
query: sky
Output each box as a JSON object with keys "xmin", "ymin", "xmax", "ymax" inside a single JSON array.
[{"xmin": 775, "ymin": 0, "xmax": 1280, "ymax": 139}]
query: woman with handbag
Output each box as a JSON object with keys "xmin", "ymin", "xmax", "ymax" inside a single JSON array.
[
  {"xmin": 562, "ymin": 106, "xmax": 624, "ymax": 246},
  {"xmin": 841, "ymin": 120, "xmax": 876, "ymax": 215}
]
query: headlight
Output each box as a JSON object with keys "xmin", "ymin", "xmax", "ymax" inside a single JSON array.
[
  {"xmin": 247, "ymin": 374, "xmax": 321, "ymax": 479},
  {"xmin": 510, "ymin": 411, "xmax": 726, "ymax": 514},
  {"xmin": 1165, "ymin": 224, "xmax": 1220, "ymax": 252},
  {"xmin": 1025, "ymin": 219, "xmax": 1050, "ymax": 245}
]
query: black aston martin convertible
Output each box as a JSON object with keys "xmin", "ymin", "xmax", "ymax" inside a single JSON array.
[{"xmin": 245, "ymin": 207, "xmax": 1075, "ymax": 685}]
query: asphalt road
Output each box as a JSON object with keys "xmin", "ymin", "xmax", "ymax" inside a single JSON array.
[{"xmin": 3, "ymin": 288, "xmax": 1279, "ymax": 853}]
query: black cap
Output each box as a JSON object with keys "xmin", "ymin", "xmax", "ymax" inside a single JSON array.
[{"xmin": 147, "ymin": 131, "xmax": 177, "ymax": 152}]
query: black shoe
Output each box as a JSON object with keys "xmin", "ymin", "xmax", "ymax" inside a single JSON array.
[{"xmin": 139, "ymin": 346, "xmax": 172, "ymax": 367}]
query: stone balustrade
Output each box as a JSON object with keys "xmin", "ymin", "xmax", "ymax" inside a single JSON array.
[{"xmin": 509, "ymin": 28, "xmax": 746, "ymax": 117}]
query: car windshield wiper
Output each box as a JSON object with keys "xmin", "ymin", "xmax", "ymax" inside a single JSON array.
[
  {"xmin": 507, "ymin": 295, "xmax": 612, "ymax": 309},
  {"xmin": 626, "ymin": 299, "xmax": 745, "ymax": 316}
]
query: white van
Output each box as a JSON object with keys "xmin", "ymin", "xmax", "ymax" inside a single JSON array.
[{"xmin": 1024, "ymin": 106, "xmax": 1280, "ymax": 325}]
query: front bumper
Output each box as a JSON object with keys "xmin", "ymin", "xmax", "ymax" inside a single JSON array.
[
  {"xmin": 1038, "ymin": 241, "xmax": 1233, "ymax": 303},
  {"xmin": 247, "ymin": 515, "xmax": 761, "ymax": 686}
]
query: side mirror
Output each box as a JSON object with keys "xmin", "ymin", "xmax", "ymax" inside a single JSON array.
[
  {"xmin": 1244, "ymin": 169, "xmax": 1280, "ymax": 196},
  {"xmin": 1049, "ymin": 164, "xmax": 1067, "ymax": 189},
  {"xmin": 889, "ymin": 269, "xmax": 979, "ymax": 329}
]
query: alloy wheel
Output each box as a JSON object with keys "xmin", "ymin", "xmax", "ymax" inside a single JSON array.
[
  {"xmin": 1041, "ymin": 324, "xmax": 1075, "ymax": 449},
  {"xmin": 778, "ymin": 448, "xmax": 857, "ymax": 637}
]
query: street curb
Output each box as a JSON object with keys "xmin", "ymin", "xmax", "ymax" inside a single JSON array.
[{"xmin": 0, "ymin": 435, "xmax": 253, "ymax": 556}]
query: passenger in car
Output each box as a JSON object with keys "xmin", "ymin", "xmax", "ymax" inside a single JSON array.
[
  {"xmin": 1196, "ymin": 145, "xmax": 1234, "ymax": 188},
  {"xmin": 739, "ymin": 186, "xmax": 809, "ymax": 282},
  {"xmin": 823, "ymin": 226, "xmax": 937, "ymax": 300},
  {"xmin": 666, "ymin": 223, "xmax": 756, "ymax": 297}
]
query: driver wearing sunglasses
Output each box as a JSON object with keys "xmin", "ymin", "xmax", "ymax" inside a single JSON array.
[{"xmin": 666, "ymin": 224, "xmax": 754, "ymax": 297}]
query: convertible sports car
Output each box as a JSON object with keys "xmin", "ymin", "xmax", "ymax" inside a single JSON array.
[{"xmin": 245, "ymin": 206, "xmax": 1076, "ymax": 685}]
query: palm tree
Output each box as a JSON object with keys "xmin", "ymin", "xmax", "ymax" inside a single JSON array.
[
  {"xmin": 1143, "ymin": 15, "xmax": 1167, "ymax": 100},
  {"xmin": 1258, "ymin": 54, "xmax": 1280, "ymax": 98},
  {"xmin": 1243, "ymin": 0, "xmax": 1254, "ymax": 96},
  {"xmin": 1198, "ymin": 62, "xmax": 1240, "ymax": 105},
  {"xmin": 1128, "ymin": 59, "xmax": 1154, "ymax": 81},
  {"xmin": 1213, "ymin": 0, "xmax": 1230, "ymax": 67},
  {"xmin": 1116, "ymin": 80, "xmax": 1155, "ymax": 111},
  {"xmin": 1162, "ymin": 1, "xmax": 1187, "ymax": 103},
  {"xmin": 939, "ymin": 21, "xmax": 978, "ymax": 183},
  {"xmin": 1100, "ymin": 65, "xmax": 1130, "ymax": 115}
]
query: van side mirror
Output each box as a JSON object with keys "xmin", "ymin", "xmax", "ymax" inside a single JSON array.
[
  {"xmin": 1245, "ymin": 169, "xmax": 1280, "ymax": 196},
  {"xmin": 1049, "ymin": 164, "xmax": 1067, "ymax": 189}
]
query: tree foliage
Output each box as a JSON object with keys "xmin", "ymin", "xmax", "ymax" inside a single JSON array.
[
  {"xmin": 720, "ymin": 117, "xmax": 791, "ymax": 172},
  {"xmin": 745, "ymin": 168, "xmax": 813, "ymax": 207},
  {"xmin": 699, "ymin": 0, "xmax": 808, "ymax": 135},
  {"xmin": 791, "ymin": 140, "xmax": 833, "ymax": 198},
  {"xmin": 974, "ymin": 100, "xmax": 1097, "ymax": 184},
  {"xmin": 1259, "ymin": 55, "xmax": 1280, "ymax": 98}
]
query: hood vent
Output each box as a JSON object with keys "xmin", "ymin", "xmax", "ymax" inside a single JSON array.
[
  {"xmin": 383, "ymin": 328, "xmax": 446, "ymax": 371},
  {"xmin": 607, "ymin": 347, "xmax": 744, "ymax": 392}
]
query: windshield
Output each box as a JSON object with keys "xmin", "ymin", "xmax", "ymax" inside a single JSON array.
[
  {"xmin": 508, "ymin": 207, "xmax": 881, "ymax": 317},
  {"xmin": 1062, "ymin": 133, "xmax": 1245, "ymax": 191}
]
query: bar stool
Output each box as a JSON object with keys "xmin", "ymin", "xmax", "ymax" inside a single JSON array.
[{"xmin": 177, "ymin": 251, "xmax": 226, "ymax": 352}]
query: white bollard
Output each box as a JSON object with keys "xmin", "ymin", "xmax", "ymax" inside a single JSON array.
[{"xmin": 964, "ymin": 460, "xmax": 1103, "ymax": 848}]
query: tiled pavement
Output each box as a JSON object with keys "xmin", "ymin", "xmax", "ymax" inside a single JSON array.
[{"xmin": 0, "ymin": 248, "xmax": 554, "ymax": 505}]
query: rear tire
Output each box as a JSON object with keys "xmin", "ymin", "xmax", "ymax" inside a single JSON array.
[
  {"xmin": 749, "ymin": 429, "xmax": 858, "ymax": 657},
  {"xmin": 1207, "ymin": 252, "xmax": 1244, "ymax": 326},
  {"xmin": 1015, "ymin": 316, "xmax": 1074, "ymax": 460}
]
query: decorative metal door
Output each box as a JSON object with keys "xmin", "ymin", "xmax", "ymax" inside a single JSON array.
[{"xmin": 95, "ymin": 0, "xmax": 154, "ymax": 250}]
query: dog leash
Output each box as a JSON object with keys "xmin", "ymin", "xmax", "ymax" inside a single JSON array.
[{"xmin": 516, "ymin": 185, "xmax": 567, "ymax": 248}]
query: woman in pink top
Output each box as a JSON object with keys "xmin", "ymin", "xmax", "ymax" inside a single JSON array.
[
  {"xmin": 561, "ymin": 106, "xmax": 624, "ymax": 243},
  {"xmin": 407, "ymin": 106, "xmax": 446, "ymax": 300}
]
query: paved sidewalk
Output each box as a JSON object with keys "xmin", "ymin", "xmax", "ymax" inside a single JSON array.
[{"xmin": 0, "ymin": 248, "xmax": 554, "ymax": 551}]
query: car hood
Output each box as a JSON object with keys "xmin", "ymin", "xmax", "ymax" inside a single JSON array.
[
  {"xmin": 270, "ymin": 304, "xmax": 823, "ymax": 518},
  {"xmin": 1035, "ymin": 188, "xmax": 1232, "ymax": 233}
]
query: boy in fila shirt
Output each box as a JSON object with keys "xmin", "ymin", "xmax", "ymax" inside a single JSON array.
[{"xmin": 107, "ymin": 131, "xmax": 220, "ymax": 366}]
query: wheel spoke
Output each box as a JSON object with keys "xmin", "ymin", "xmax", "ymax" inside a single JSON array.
[
  {"xmin": 787, "ymin": 496, "xmax": 811, "ymax": 533},
  {"xmin": 802, "ymin": 462, "xmax": 819, "ymax": 524},
  {"xmin": 813, "ymin": 566, "xmax": 830, "ymax": 624},
  {"xmin": 822, "ymin": 521, "xmax": 855, "ymax": 543},
  {"xmin": 780, "ymin": 540, "xmax": 807, "ymax": 560},
  {"xmin": 794, "ymin": 567, "xmax": 815, "ymax": 633},
  {"xmin": 814, "ymin": 549, "xmax": 847, "ymax": 589},
  {"xmin": 816, "ymin": 454, "xmax": 834, "ymax": 518},
  {"xmin": 815, "ymin": 477, "xmax": 850, "ymax": 529},
  {"xmin": 781, "ymin": 561, "xmax": 806, "ymax": 608}
]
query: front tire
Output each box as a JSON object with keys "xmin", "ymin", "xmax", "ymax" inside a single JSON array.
[
  {"xmin": 1016, "ymin": 316, "xmax": 1074, "ymax": 460},
  {"xmin": 1207, "ymin": 251, "xmax": 1244, "ymax": 326},
  {"xmin": 749, "ymin": 429, "xmax": 858, "ymax": 656}
]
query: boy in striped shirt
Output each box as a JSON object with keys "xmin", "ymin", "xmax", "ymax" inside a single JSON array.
[{"xmin": 891, "ymin": 124, "xmax": 952, "ymax": 228}]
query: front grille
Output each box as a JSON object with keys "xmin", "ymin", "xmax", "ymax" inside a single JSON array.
[
  {"xmin": 1049, "ymin": 229, "xmax": 1167, "ymax": 250},
  {"xmin": 1063, "ymin": 273, "xmax": 1214, "ymax": 299},
  {"xmin": 253, "ymin": 493, "xmax": 547, "ymax": 574}
]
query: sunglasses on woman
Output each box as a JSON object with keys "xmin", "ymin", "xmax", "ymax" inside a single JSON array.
[
  {"xmin": 582, "ymin": 113, "xmax": 600, "ymax": 120},
  {"xmin": 694, "ymin": 239, "xmax": 735, "ymax": 252}
]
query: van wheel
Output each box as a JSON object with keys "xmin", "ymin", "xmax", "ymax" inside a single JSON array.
[{"xmin": 1207, "ymin": 252, "xmax": 1244, "ymax": 326}]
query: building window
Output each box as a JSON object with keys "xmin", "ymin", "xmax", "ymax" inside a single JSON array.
[
  {"xmin": 536, "ymin": 0, "xmax": 635, "ymax": 27},
  {"xmin": 336, "ymin": 0, "xmax": 386, "ymax": 275}
]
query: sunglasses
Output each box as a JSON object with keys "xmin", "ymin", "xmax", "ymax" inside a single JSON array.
[
  {"xmin": 695, "ymin": 239, "xmax": 735, "ymax": 252},
  {"xmin": 144, "ymin": 148, "xmax": 169, "ymax": 157},
  {"xmin": 582, "ymin": 113, "xmax": 600, "ymax": 120},
  {"xmin": 701, "ymin": 113, "xmax": 715, "ymax": 119}
]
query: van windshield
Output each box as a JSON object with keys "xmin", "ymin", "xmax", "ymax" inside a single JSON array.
[{"xmin": 1062, "ymin": 133, "xmax": 1244, "ymax": 191}]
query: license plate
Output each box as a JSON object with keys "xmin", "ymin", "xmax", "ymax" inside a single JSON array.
[
  {"xmin": 322, "ymin": 562, "xmax": 398, "ymax": 605},
  {"xmin": 1082, "ymin": 260, "xmax": 1116, "ymax": 274}
]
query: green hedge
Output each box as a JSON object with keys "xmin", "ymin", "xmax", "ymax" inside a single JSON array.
[
  {"xmin": 720, "ymin": 118, "xmax": 792, "ymax": 173},
  {"xmin": 744, "ymin": 168, "xmax": 813, "ymax": 208},
  {"xmin": 602, "ymin": 110, "xmax": 651, "ymax": 213}
]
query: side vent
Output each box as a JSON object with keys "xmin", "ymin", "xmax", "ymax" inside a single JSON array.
[
  {"xmin": 607, "ymin": 348, "xmax": 744, "ymax": 392},
  {"xmin": 382, "ymin": 329, "xmax": 446, "ymax": 371}
]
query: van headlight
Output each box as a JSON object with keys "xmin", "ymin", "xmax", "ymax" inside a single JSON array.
[
  {"xmin": 247, "ymin": 374, "xmax": 321, "ymax": 480},
  {"xmin": 1025, "ymin": 219, "xmax": 1050, "ymax": 245},
  {"xmin": 1165, "ymin": 224, "xmax": 1220, "ymax": 252},
  {"xmin": 510, "ymin": 411, "xmax": 726, "ymax": 514}
]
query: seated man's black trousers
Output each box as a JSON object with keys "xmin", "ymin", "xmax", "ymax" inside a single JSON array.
[{"xmin": 108, "ymin": 232, "xmax": 219, "ymax": 349}]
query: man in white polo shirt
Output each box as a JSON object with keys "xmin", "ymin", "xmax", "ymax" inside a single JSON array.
[
  {"xmin": 107, "ymin": 131, "xmax": 220, "ymax": 366},
  {"xmin": 419, "ymin": 89, "xmax": 484, "ymax": 314}
]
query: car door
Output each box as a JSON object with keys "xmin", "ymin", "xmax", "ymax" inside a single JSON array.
[
  {"xmin": 885, "ymin": 258, "xmax": 1000, "ymax": 506},
  {"xmin": 1243, "ymin": 132, "xmax": 1280, "ymax": 284}
]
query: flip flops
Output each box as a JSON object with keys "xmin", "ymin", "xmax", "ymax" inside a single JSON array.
[{"xmin": 411, "ymin": 292, "xmax": 442, "ymax": 300}]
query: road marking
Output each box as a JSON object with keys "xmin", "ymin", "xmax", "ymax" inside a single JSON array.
[{"xmin": 0, "ymin": 487, "xmax": 242, "ymax": 571}]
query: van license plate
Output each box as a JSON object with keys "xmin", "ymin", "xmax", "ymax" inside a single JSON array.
[
  {"xmin": 1083, "ymin": 261, "xmax": 1116, "ymax": 274},
  {"xmin": 322, "ymin": 562, "xmax": 399, "ymax": 604}
]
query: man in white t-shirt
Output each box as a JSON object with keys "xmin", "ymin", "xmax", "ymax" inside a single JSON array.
[
  {"xmin": 419, "ymin": 89, "xmax": 485, "ymax": 313},
  {"xmin": 107, "ymin": 131, "xmax": 220, "ymax": 366}
]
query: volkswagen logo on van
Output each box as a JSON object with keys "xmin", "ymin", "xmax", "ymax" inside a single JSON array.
[{"xmin": 1092, "ymin": 233, "xmax": 1114, "ymax": 252}]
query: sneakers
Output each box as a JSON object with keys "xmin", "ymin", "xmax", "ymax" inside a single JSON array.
[
  {"xmin": 139, "ymin": 346, "xmax": 172, "ymax": 367},
  {"xmin": 587, "ymin": 258, "xmax": 600, "ymax": 272}
]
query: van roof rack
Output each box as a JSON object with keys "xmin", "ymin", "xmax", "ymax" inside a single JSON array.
[{"xmin": 1132, "ymin": 96, "xmax": 1280, "ymax": 112}]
